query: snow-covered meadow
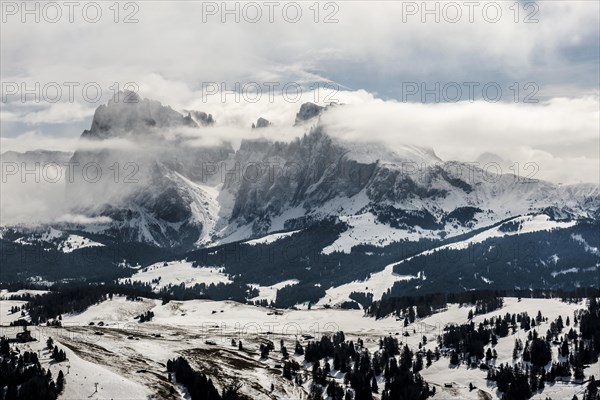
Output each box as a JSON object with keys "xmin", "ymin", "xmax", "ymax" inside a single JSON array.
[{"xmin": 2, "ymin": 293, "xmax": 597, "ymax": 399}]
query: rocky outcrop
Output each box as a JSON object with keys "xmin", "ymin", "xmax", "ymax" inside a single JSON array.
[
  {"xmin": 294, "ymin": 102, "xmax": 324, "ymax": 125},
  {"xmin": 252, "ymin": 117, "xmax": 271, "ymax": 129}
]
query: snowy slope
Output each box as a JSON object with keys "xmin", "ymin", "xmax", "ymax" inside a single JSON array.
[
  {"xmin": 12, "ymin": 229, "xmax": 105, "ymax": 253},
  {"xmin": 171, "ymin": 172, "xmax": 222, "ymax": 247},
  {"xmin": 245, "ymin": 230, "xmax": 301, "ymax": 246},
  {"xmin": 2, "ymin": 325, "xmax": 151, "ymax": 399},
  {"xmin": 248, "ymin": 279, "xmax": 300, "ymax": 303},
  {"xmin": 120, "ymin": 260, "xmax": 231, "ymax": 291},
  {"xmin": 318, "ymin": 214, "xmax": 579, "ymax": 306},
  {"xmin": 415, "ymin": 214, "xmax": 576, "ymax": 256},
  {"xmin": 2, "ymin": 290, "xmax": 596, "ymax": 400},
  {"xmin": 317, "ymin": 265, "xmax": 422, "ymax": 308},
  {"xmin": 58, "ymin": 234, "xmax": 105, "ymax": 253},
  {"xmin": 322, "ymin": 212, "xmax": 439, "ymax": 254}
]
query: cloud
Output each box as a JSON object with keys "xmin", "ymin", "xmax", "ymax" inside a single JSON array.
[
  {"xmin": 319, "ymin": 94, "xmax": 600, "ymax": 184},
  {"xmin": 0, "ymin": 89, "xmax": 597, "ymax": 227},
  {"xmin": 2, "ymin": 88, "xmax": 598, "ymax": 185},
  {"xmin": 0, "ymin": 0, "xmax": 597, "ymax": 227},
  {"xmin": 54, "ymin": 214, "xmax": 113, "ymax": 225},
  {"xmin": 0, "ymin": 131, "xmax": 80, "ymax": 153},
  {"xmin": 1, "ymin": 1, "xmax": 598, "ymax": 99},
  {"xmin": 21, "ymin": 102, "xmax": 96, "ymax": 125}
]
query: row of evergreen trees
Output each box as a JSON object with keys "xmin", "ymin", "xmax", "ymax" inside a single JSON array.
[
  {"xmin": 46, "ymin": 338, "xmax": 67, "ymax": 363},
  {"xmin": 137, "ymin": 310, "xmax": 155, "ymax": 323},
  {"xmin": 166, "ymin": 357, "xmax": 250, "ymax": 400},
  {"xmin": 439, "ymin": 298, "xmax": 600, "ymax": 399},
  {"xmin": 22, "ymin": 284, "xmax": 161, "ymax": 324},
  {"xmin": 0, "ymin": 338, "xmax": 65, "ymax": 400},
  {"xmin": 289, "ymin": 331, "xmax": 433, "ymax": 400},
  {"xmin": 368, "ymin": 289, "xmax": 600, "ymax": 319}
]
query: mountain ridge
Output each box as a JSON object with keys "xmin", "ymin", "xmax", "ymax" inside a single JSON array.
[{"xmin": 2, "ymin": 93, "xmax": 598, "ymax": 253}]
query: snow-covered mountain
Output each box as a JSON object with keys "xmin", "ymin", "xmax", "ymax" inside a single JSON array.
[
  {"xmin": 1, "ymin": 92, "xmax": 598, "ymax": 299},
  {"xmin": 3, "ymin": 92, "xmax": 598, "ymax": 251}
]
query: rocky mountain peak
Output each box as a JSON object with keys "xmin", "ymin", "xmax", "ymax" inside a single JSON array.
[
  {"xmin": 184, "ymin": 110, "xmax": 215, "ymax": 127},
  {"xmin": 46, "ymin": 94, "xmax": 600, "ymax": 250},
  {"xmin": 82, "ymin": 91, "xmax": 198, "ymax": 139},
  {"xmin": 252, "ymin": 117, "xmax": 271, "ymax": 129},
  {"xmin": 294, "ymin": 102, "xmax": 325, "ymax": 125}
]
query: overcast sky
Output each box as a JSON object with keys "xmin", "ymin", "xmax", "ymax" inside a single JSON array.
[{"xmin": 1, "ymin": 0, "xmax": 599, "ymax": 184}]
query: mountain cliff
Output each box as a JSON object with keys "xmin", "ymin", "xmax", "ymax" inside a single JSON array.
[{"xmin": 4, "ymin": 92, "xmax": 599, "ymax": 253}]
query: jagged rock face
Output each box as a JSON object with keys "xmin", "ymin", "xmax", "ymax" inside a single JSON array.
[
  {"xmin": 82, "ymin": 91, "xmax": 198, "ymax": 139},
  {"xmin": 253, "ymin": 117, "xmax": 270, "ymax": 128},
  {"xmin": 366, "ymin": 166, "xmax": 448, "ymax": 203},
  {"xmin": 22, "ymin": 94, "xmax": 598, "ymax": 250},
  {"xmin": 295, "ymin": 102, "xmax": 324, "ymax": 125},
  {"xmin": 66, "ymin": 92, "xmax": 232, "ymax": 249},
  {"xmin": 229, "ymin": 128, "xmax": 375, "ymax": 232},
  {"xmin": 227, "ymin": 134, "xmax": 600, "ymax": 237},
  {"xmin": 186, "ymin": 111, "xmax": 215, "ymax": 127}
]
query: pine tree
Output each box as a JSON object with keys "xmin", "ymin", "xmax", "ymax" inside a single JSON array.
[
  {"xmin": 450, "ymin": 350, "xmax": 459, "ymax": 365},
  {"xmin": 513, "ymin": 339, "xmax": 522, "ymax": 359},
  {"xmin": 413, "ymin": 353, "xmax": 423, "ymax": 372},
  {"xmin": 426, "ymin": 349, "xmax": 433, "ymax": 367},
  {"xmin": 309, "ymin": 383, "xmax": 324, "ymax": 400},
  {"xmin": 5, "ymin": 384, "xmax": 18, "ymax": 400},
  {"xmin": 57, "ymin": 370, "xmax": 65, "ymax": 393},
  {"xmin": 561, "ymin": 340, "xmax": 570, "ymax": 357},
  {"xmin": 371, "ymin": 375, "xmax": 378, "ymax": 393}
]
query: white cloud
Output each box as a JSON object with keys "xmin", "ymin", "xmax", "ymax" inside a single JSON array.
[
  {"xmin": 0, "ymin": 0, "xmax": 597, "ymax": 227},
  {"xmin": 1, "ymin": 1, "xmax": 598, "ymax": 95},
  {"xmin": 0, "ymin": 131, "xmax": 80, "ymax": 153},
  {"xmin": 54, "ymin": 214, "xmax": 112, "ymax": 225},
  {"xmin": 319, "ymin": 93, "xmax": 600, "ymax": 183},
  {"xmin": 2, "ymin": 88, "xmax": 598, "ymax": 185}
]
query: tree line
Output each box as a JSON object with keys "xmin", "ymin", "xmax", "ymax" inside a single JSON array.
[{"xmin": 0, "ymin": 338, "xmax": 65, "ymax": 400}]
